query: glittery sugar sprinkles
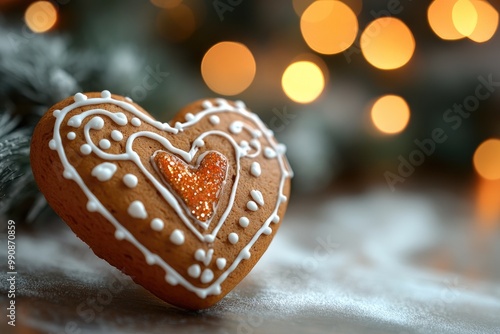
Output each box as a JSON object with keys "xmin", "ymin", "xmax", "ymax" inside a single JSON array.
[{"xmin": 153, "ymin": 151, "xmax": 228, "ymax": 223}]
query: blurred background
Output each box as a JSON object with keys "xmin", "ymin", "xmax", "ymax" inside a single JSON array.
[{"xmin": 0, "ymin": 1, "xmax": 500, "ymax": 333}]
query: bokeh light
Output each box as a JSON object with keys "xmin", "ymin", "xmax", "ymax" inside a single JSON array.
[
  {"xmin": 282, "ymin": 61, "xmax": 325, "ymax": 104},
  {"xmin": 452, "ymin": 0, "xmax": 478, "ymax": 36},
  {"xmin": 361, "ymin": 18, "xmax": 415, "ymax": 70},
  {"xmin": 201, "ymin": 41, "xmax": 256, "ymax": 96},
  {"xmin": 469, "ymin": 0, "xmax": 498, "ymax": 43},
  {"xmin": 428, "ymin": 0, "xmax": 465, "ymax": 40},
  {"xmin": 25, "ymin": 1, "xmax": 57, "ymax": 33},
  {"xmin": 473, "ymin": 139, "xmax": 500, "ymax": 180},
  {"xmin": 370, "ymin": 95, "xmax": 411, "ymax": 134},
  {"xmin": 156, "ymin": 4, "xmax": 196, "ymax": 42},
  {"xmin": 293, "ymin": 0, "xmax": 362, "ymax": 16},
  {"xmin": 300, "ymin": 1, "xmax": 358, "ymax": 55}
]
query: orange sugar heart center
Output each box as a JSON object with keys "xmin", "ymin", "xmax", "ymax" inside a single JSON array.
[{"xmin": 153, "ymin": 151, "xmax": 228, "ymax": 222}]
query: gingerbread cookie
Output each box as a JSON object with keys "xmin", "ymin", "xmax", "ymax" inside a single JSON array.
[{"xmin": 30, "ymin": 91, "xmax": 292, "ymax": 309}]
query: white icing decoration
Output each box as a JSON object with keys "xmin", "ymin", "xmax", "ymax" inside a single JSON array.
[
  {"xmin": 228, "ymin": 232, "xmax": 239, "ymax": 244},
  {"xmin": 170, "ymin": 229, "xmax": 185, "ymax": 245},
  {"xmin": 49, "ymin": 139, "xmax": 57, "ymax": 150},
  {"xmin": 125, "ymin": 96, "xmax": 133, "ymax": 102},
  {"xmin": 194, "ymin": 138, "xmax": 205, "ymax": 147},
  {"xmin": 246, "ymin": 201, "xmax": 258, "ymax": 211},
  {"xmin": 74, "ymin": 93, "xmax": 87, "ymax": 102},
  {"xmin": 91, "ymin": 162, "xmax": 117, "ymax": 182},
  {"xmin": 229, "ymin": 121, "xmax": 243, "ymax": 134},
  {"xmin": 272, "ymin": 215, "xmax": 280, "ymax": 223},
  {"xmin": 202, "ymin": 100, "xmax": 213, "ymax": 109},
  {"xmin": 53, "ymin": 109, "xmax": 61, "ymax": 117},
  {"xmin": 63, "ymin": 170, "xmax": 73, "ymax": 179},
  {"xmin": 235, "ymin": 100, "xmax": 246, "ymax": 109},
  {"xmin": 67, "ymin": 132, "xmax": 76, "ymax": 140},
  {"xmin": 101, "ymin": 90, "xmax": 111, "ymax": 99},
  {"xmin": 185, "ymin": 113, "xmax": 195, "ymax": 121},
  {"xmin": 209, "ymin": 115, "xmax": 220, "ymax": 125},
  {"xmin": 115, "ymin": 230, "xmax": 125, "ymax": 240},
  {"xmin": 87, "ymin": 201, "xmax": 98, "ymax": 212},
  {"xmin": 239, "ymin": 217, "xmax": 249, "ymax": 228},
  {"xmin": 123, "ymin": 174, "xmax": 138, "ymax": 188},
  {"xmin": 111, "ymin": 130, "xmax": 123, "ymax": 141},
  {"xmin": 201, "ymin": 269, "xmax": 214, "ymax": 283},
  {"xmin": 151, "ymin": 218, "xmax": 164, "ymax": 231},
  {"xmin": 263, "ymin": 227, "xmax": 272, "ymax": 235},
  {"xmin": 131, "ymin": 117, "xmax": 141, "ymax": 126},
  {"xmin": 195, "ymin": 249, "xmax": 206, "ymax": 262},
  {"xmin": 280, "ymin": 194, "xmax": 287, "ymax": 202},
  {"xmin": 89, "ymin": 116, "xmax": 104, "ymax": 130},
  {"xmin": 188, "ymin": 264, "xmax": 201, "ymax": 278},
  {"xmin": 264, "ymin": 147, "xmax": 277, "ymax": 159},
  {"xmin": 276, "ymin": 143, "xmax": 287, "ymax": 154},
  {"xmin": 250, "ymin": 161, "xmax": 261, "ymax": 177},
  {"xmin": 128, "ymin": 201, "xmax": 147, "ymax": 219},
  {"xmin": 216, "ymin": 258, "xmax": 227, "ymax": 270},
  {"xmin": 49, "ymin": 92, "xmax": 292, "ymax": 299},
  {"xmin": 80, "ymin": 144, "xmax": 92, "ymax": 155},
  {"xmin": 250, "ymin": 189, "xmax": 264, "ymax": 206},
  {"xmin": 146, "ymin": 254, "xmax": 156, "ymax": 265},
  {"xmin": 99, "ymin": 139, "xmax": 111, "ymax": 150}
]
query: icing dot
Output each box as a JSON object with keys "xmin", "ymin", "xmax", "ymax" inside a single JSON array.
[
  {"xmin": 272, "ymin": 215, "xmax": 280, "ymax": 223},
  {"xmin": 215, "ymin": 98, "xmax": 226, "ymax": 105},
  {"xmin": 263, "ymin": 226, "xmax": 272, "ymax": 235},
  {"xmin": 235, "ymin": 100, "xmax": 246, "ymax": 109},
  {"xmin": 101, "ymin": 90, "xmax": 111, "ymax": 98},
  {"xmin": 188, "ymin": 264, "xmax": 201, "ymax": 278},
  {"xmin": 89, "ymin": 117, "xmax": 104, "ymax": 130},
  {"xmin": 250, "ymin": 139, "xmax": 260, "ymax": 150},
  {"xmin": 111, "ymin": 130, "xmax": 123, "ymax": 141},
  {"xmin": 250, "ymin": 162, "xmax": 261, "ymax": 177},
  {"xmin": 113, "ymin": 112, "xmax": 128, "ymax": 126},
  {"xmin": 91, "ymin": 162, "xmax": 117, "ymax": 181},
  {"xmin": 174, "ymin": 122, "xmax": 183, "ymax": 131},
  {"xmin": 170, "ymin": 229, "xmax": 185, "ymax": 245},
  {"xmin": 52, "ymin": 109, "xmax": 61, "ymax": 117},
  {"xmin": 166, "ymin": 274, "xmax": 178, "ymax": 286},
  {"xmin": 131, "ymin": 117, "xmax": 141, "ymax": 127},
  {"xmin": 146, "ymin": 255, "xmax": 155, "ymax": 265},
  {"xmin": 123, "ymin": 174, "xmax": 138, "ymax": 188},
  {"xmin": 49, "ymin": 139, "xmax": 57, "ymax": 150},
  {"xmin": 74, "ymin": 93, "xmax": 87, "ymax": 102},
  {"xmin": 264, "ymin": 147, "xmax": 277, "ymax": 159},
  {"xmin": 127, "ymin": 201, "xmax": 147, "ymax": 219},
  {"xmin": 242, "ymin": 249, "xmax": 251, "ymax": 259},
  {"xmin": 63, "ymin": 170, "xmax": 73, "ymax": 179},
  {"xmin": 194, "ymin": 249, "xmax": 206, "ymax": 262},
  {"xmin": 194, "ymin": 138, "xmax": 205, "ymax": 147},
  {"xmin": 67, "ymin": 132, "xmax": 76, "ymax": 140},
  {"xmin": 240, "ymin": 140, "xmax": 249, "ymax": 149},
  {"xmin": 87, "ymin": 201, "xmax": 98, "ymax": 212},
  {"xmin": 209, "ymin": 115, "xmax": 220, "ymax": 125},
  {"xmin": 250, "ymin": 190, "xmax": 264, "ymax": 206},
  {"xmin": 239, "ymin": 217, "xmax": 250, "ymax": 228},
  {"xmin": 185, "ymin": 113, "xmax": 195, "ymax": 121},
  {"xmin": 125, "ymin": 96, "xmax": 133, "ymax": 102},
  {"xmin": 280, "ymin": 194, "xmax": 288, "ymax": 203},
  {"xmin": 115, "ymin": 230, "xmax": 125, "ymax": 240},
  {"xmin": 80, "ymin": 144, "xmax": 92, "ymax": 155},
  {"xmin": 202, "ymin": 100, "xmax": 213, "ymax": 109},
  {"xmin": 229, "ymin": 121, "xmax": 243, "ymax": 134},
  {"xmin": 277, "ymin": 143, "xmax": 287, "ymax": 154},
  {"xmin": 150, "ymin": 218, "xmax": 164, "ymax": 231},
  {"xmin": 253, "ymin": 129, "xmax": 262, "ymax": 138},
  {"xmin": 99, "ymin": 139, "xmax": 111, "ymax": 150},
  {"xmin": 228, "ymin": 232, "xmax": 239, "ymax": 244},
  {"xmin": 204, "ymin": 235, "xmax": 215, "ymax": 243},
  {"xmin": 201, "ymin": 269, "xmax": 214, "ymax": 283},
  {"xmin": 67, "ymin": 117, "xmax": 82, "ymax": 128},
  {"xmin": 246, "ymin": 201, "xmax": 258, "ymax": 211},
  {"xmin": 216, "ymin": 258, "xmax": 227, "ymax": 270}
]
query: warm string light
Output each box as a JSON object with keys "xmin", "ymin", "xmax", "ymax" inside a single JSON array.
[
  {"xmin": 370, "ymin": 95, "xmax": 411, "ymax": 135},
  {"xmin": 300, "ymin": 0, "xmax": 358, "ymax": 55},
  {"xmin": 361, "ymin": 17, "xmax": 415, "ymax": 70},
  {"xmin": 428, "ymin": 0, "xmax": 498, "ymax": 42},
  {"xmin": 281, "ymin": 61, "xmax": 325, "ymax": 104},
  {"xmin": 25, "ymin": 1, "xmax": 58, "ymax": 33},
  {"xmin": 201, "ymin": 42, "xmax": 256, "ymax": 96}
]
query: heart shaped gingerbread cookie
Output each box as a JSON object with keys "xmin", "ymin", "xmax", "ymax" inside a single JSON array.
[{"xmin": 30, "ymin": 91, "xmax": 292, "ymax": 309}]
